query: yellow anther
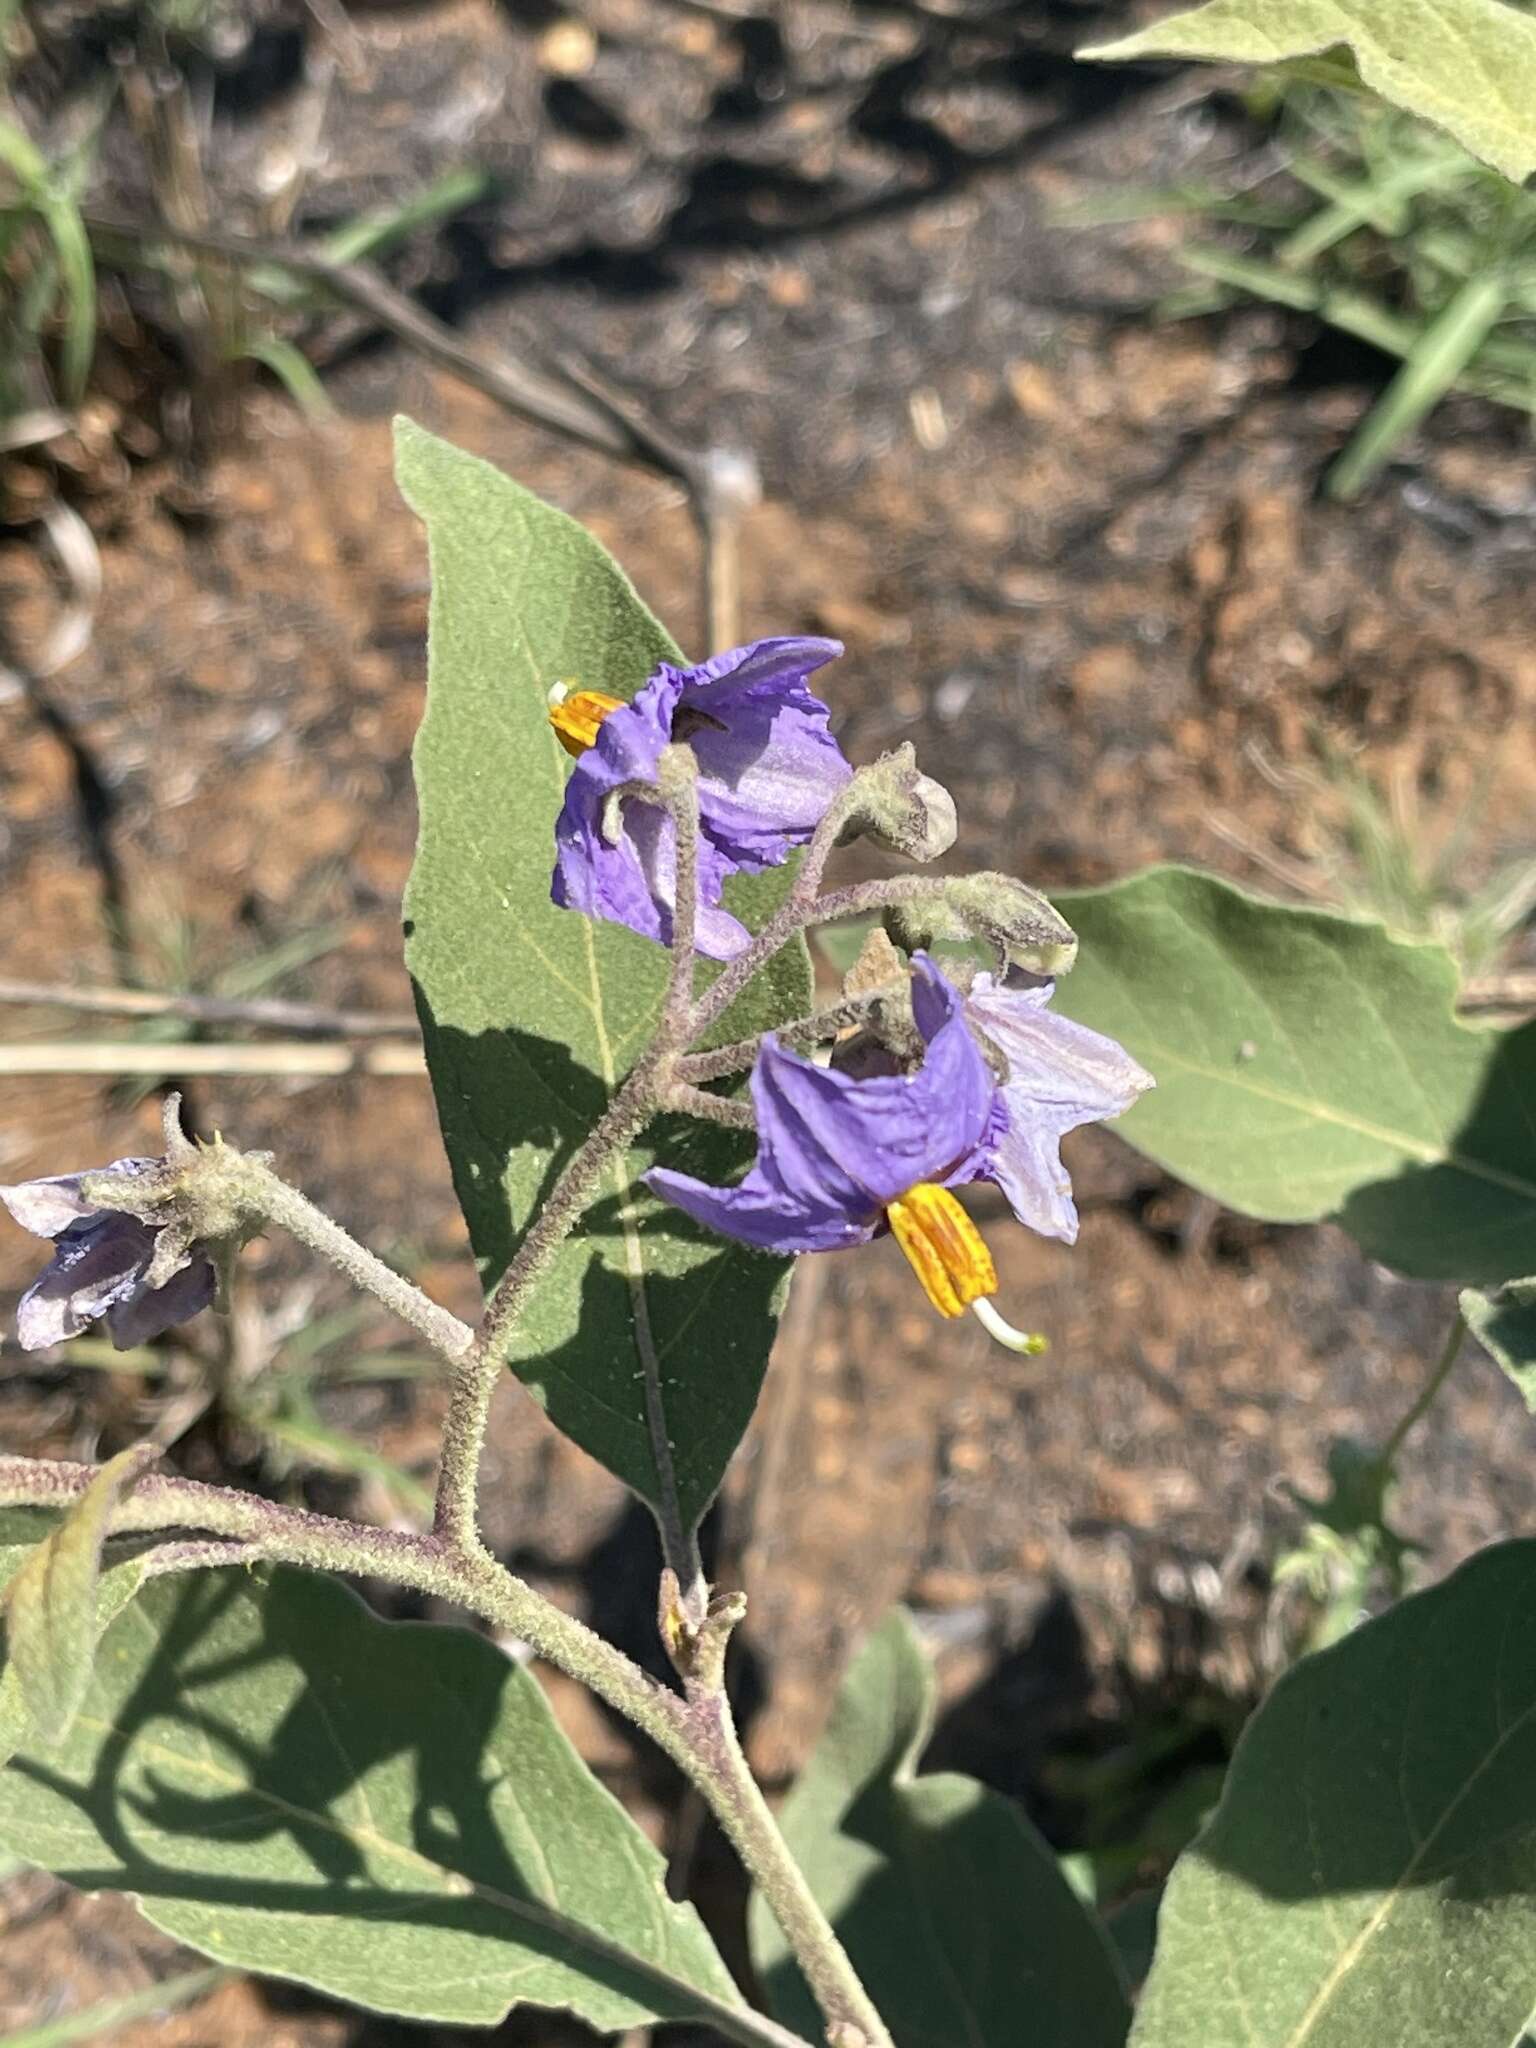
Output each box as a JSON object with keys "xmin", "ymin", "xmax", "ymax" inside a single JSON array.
[
  {"xmin": 886, "ymin": 1182, "xmax": 997, "ymax": 1318},
  {"xmin": 548, "ymin": 684, "xmax": 624, "ymax": 758}
]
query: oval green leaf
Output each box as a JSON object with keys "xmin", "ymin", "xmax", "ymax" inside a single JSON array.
[
  {"xmin": 1132, "ymin": 1538, "xmax": 1536, "ymax": 2047},
  {"xmin": 1079, "ymin": 0, "xmax": 1536, "ymax": 185},
  {"xmin": 750, "ymin": 1609, "xmax": 1130, "ymax": 2048},
  {"xmin": 1049, "ymin": 867, "xmax": 1536, "ymax": 1284},
  {"xmin": 0, "ymin": 1559, "xmax": 768, "ymax": 2038},
  {"xmin": 396, "ymin": 418, "xmax": 811, "ymax": 1529}
]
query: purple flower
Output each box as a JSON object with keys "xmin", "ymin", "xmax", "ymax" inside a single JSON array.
[
  {"xmin": 550, "ymin": 636, "xmax": 851, "ymax": 961},
  {"xmin": 963, "ymin": 972, "xmax": 1154, "ymax": 1244},
  {"xmin": 2, "ymin": 1159, "xmax": 215, "ymax": 1352},
  {"xmin": 646, "ymin": 953, "xmax": 1153, "ymax": 1328},
  {"xmin": 649, "ymin": 953, "xmax": 997, "ymax": 1253}
]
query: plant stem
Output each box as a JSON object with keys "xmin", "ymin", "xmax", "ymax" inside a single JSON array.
[
  {"xmin": 658, "ymin": 746, "xmax": 702, "ymax": 1042},
  {"xmin": 0, "ymin": 1452, "xmax": 891, "ymax": 2048},
  {"xmin": 1380, "ymin": 1307, "xmax": 1467, "ymax": 1470},
  {"xmin": 433, "ymin": 1062, "xmax": 659, "ymax": 1551},
  {"xmin": 684, "ymin": 1688, "xmax": 893, "ymax": 2048},
  {"xmin": 0, "ymin": 1453, "xmax": 685, "ymax": 1747},
  {"xmin": 246, "ymin": 1164, "xmax": 474, "ymax": 1364}
]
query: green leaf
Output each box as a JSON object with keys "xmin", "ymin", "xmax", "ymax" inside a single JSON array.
[
  {"xmin": 0, "ymin": 1562, "xmax": 769, "ymax": 2038},
  {"xmin": 1078, "ymin": 0, "xmax": 1536, "ymax": 185},
  {"xmin": 1048, "ymin": 867, "xmax": 1536, "ymax": 1284},
  {"xmin": 749, "ymin": 1610, "xmax": 1130, "ymax": 2048},
  {"xmin": 1327, "ymin": 272, "xmax": 1508, "ymax": 500},
  {"xmin": 0, "ymin": 1508, "xmax": 146, "ymax": 1769},
  {"xmin": 396, "ymin": 418, "xmax": 810, "ymax": 1528},
  {"xmin": 1, "ymin": 1449, "xmax": 156, "ymax": 1749},
  {"xmin": 1130, "ymin": 1538, "xmax": 1536, "ymax": 2047},
  {"xmin": 1461, "ymin": 1275, "xmax": 1536, "ymax": 1409}
]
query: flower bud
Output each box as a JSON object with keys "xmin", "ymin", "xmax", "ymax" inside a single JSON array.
[
  {"xmin": 840, "ymin": 745, "xmax": 958, "ymax": 863},
  {"xmin": 888, "ymin": 873, "xmax": 1078, "ymax": 976}
]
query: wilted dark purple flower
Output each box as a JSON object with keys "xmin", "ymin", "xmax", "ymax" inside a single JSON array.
[
  {"xmin": 2, "ymin": 1159, "xmax": 215, "ymax": 1352},
  {"xmin": 962, "ymin": 972, "xmax": 1153, "ymax": 1244},
  {"xmin": 550, "ymin": 636, "xmax": 850, "ymax": 960}
]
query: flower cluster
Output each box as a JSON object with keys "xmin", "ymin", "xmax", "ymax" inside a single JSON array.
[
  {"xmin": 0, "ymin": 636, "xmax": 1151, "ymax": 1358},
  {"xmin": 550, "ymin": 636, "xmax": 1152, "ymax": 1336}
]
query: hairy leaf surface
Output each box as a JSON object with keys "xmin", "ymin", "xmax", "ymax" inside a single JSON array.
[
  {"xmin": 1132, "ymin": 1540, "xmax": 1536, "ymax": 2046},
  {"xmin": 397, "ymin": 419, "xmax": 811, "ymax": 1526},
  {"xmin": 1079, "ymin": 0, "xmax": 1536, "ymax": 184},
  {"xmin": 0, "ymin": 1560, "xmax": 757, "ymax": 2035},
  {"xmin": 1050, "ymin": 868, "xmax": 1536, "ymax": 1283},
  {"xmin": 749, "ymin": 1609, "xmax": 1129, "ymax": 2048}
]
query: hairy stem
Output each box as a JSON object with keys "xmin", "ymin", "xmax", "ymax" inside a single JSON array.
[
  {"xmin": 667, "ymin": 1083, "xmax": 757, "ymax": 1130},
  {"xmin": 1, "ymin": 1452, "xmax": 891, "ymax": 2048},
  {"xmin": 0, "ymin": 1453, "xmax": 684, "ymax": 1743},
  {"xmin": 658, "ymin": 745, "xmax": 702, "ymax": 1042},
  {"xmin": 245, "ymin": 1165, "xmax": 474, "ymax": 1364},
  {"xmin": 677, "ymin": 984, "xmax": 907, "ymax": 1084},
  {"xmin": 685, "ymin": 1689, "xmax": 894, "ymax": 2048},
  {"xmin": 434, "ymin": 1062, "xmax": 659, "ymax": 1551}
]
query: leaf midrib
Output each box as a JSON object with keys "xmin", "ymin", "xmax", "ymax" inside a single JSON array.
[
  {"xmin": 1121, "ymin": 1038, "xmax": 1536, "ymax": 1209},
  {"xmin": 1281, "ymin": 1643, "xmax": 1536, "ymax": 2044},
  {"xmin": 60, "ymin": 1695, "xmax": 755, "ymax": 2034}
]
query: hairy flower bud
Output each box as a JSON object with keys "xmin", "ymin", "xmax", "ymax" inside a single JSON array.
[
  {"xmin": 839, "ymin": 744, "xmax": 958, "ymax": 863},
  {"xmin": 886, "ymin": 873, "xmax": 1078, "ymax": 976}
]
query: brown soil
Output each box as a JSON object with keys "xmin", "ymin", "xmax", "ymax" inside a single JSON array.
[{"xmin": 3, "ymin": 0, "xmax": 1535, "ymax": 2039}]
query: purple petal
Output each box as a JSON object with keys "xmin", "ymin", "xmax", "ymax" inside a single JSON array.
[
  {"xmin": 966, "ymin": 974, "xmax": 1153, "ymax": 1243},
  {"xmin": 646, "ymin": 1163, "xmax": 874, "ymax": 1254},
  {"xmin": 14, "ymin": 1213, "xmax": 157, "ymax": 1350},
  {"xmin": 678, "ymin": 638, "xmax": 850, "ymax": 867},
  {"xmin": 553, "ymin": 792, "xmax": 751, "ymax": 961},
  {"xmin": 106, "ymin": 1256, "xmax": 216, "ymax": 1349},
  {"xmin": 645, "ymin": 954, "xmax": 999, "ymax": 1254},
  {"xmin": 1, "ymin": 1157, "xmax": 156, "ymax": 1239},
  {"xmin": 550, "ymin": 638, "xmax": 848, "ymax": 955}
]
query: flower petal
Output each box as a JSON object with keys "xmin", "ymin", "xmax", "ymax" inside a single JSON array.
[
  {"xmin": 645, "ymin": 1163, "xmax": 873, "ymax": 1254},
  {"xmin": 646, "ymin": 954, "xmax": 1000, "ymax": 1255},
  {"xmin": 14, "ymin": 1214, "xmax": 157, "ymax": 1350},
  {"xmin": 1, "ymin": 1157, "xmax": 156, "ymax": 1240},
  {"xmin": 106, "ymin": 1257, "xmax": 216, "ymax": 1349},
  {"xmin": 966, "ymin": 973, "xmax": 1153, "ymax": 1242},
  {"xmin": 553, "ymin": 795, "xmax": 750, "ymax": 960},
  {"xmin": 678, "ymin": 637, "xmax": 849, "ymax": 866},
  {"xmin": 550, "ymin": 638, "xmax": 848, "ymax": 955}
]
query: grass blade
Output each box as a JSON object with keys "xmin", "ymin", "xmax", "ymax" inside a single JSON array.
[
  {"xmin": 0, "ymin": 1967, "xmax": 232, "ymax": 2048},
  {"xmin": 1328, "ymin": 270, "xmax": 1508, "ymax": 497}
]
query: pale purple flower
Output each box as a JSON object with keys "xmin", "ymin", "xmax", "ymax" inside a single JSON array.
[
  {"xmin": 551, "ymin": 636, "xmax": 851, "ymax": 960},
  {"xmin": 2, "ymin": 1159, "xmax": 215, "ymax": 1351},
  {"xmin": 646, "ymin": 955, "xmax": 1000, "ymax": 1251},
  {"xmin": 646, "ymin": 956, "xmax": 1153, "ymax": 1264},
  {"xmin": 963, "ymin": 971, "xmax": 1153, "ymax": 1243}
]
